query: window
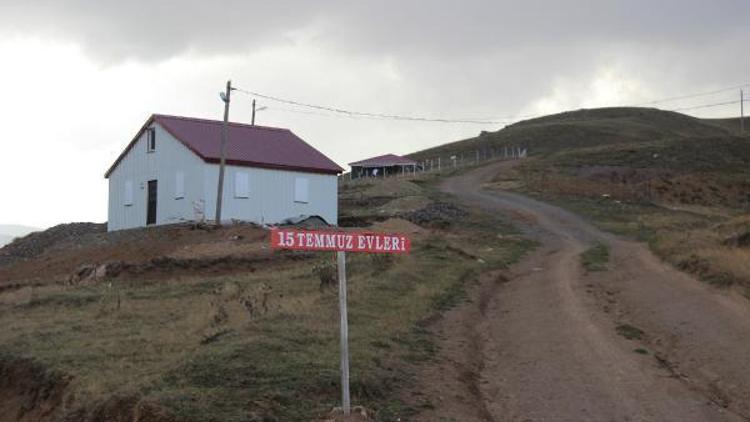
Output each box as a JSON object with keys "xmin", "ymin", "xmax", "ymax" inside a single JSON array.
[
  {"xmin": 294, "ymin": 177, "xmax": 309, "ymax": 203},
  {"xmin": 234, "ymin": 172, "xmax": 249, "ymax": 198},
  {"xmin": 146, "ymin": 128, "xmax": 156, "ymax": 152},
  {"xmin": 124, "ymin": 180, "xmax": 133, "ymax": 206},
  {"xmin": 175, "ymin": 172, "xmax": 185, "ymax": 199}
]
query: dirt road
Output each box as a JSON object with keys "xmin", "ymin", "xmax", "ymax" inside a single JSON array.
[{"xmin": 412, "ymin": 162, "xmax": 750, "ymax": 421}]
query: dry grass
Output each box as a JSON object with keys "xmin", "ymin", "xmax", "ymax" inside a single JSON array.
[
  {"xmin": 512, "ymin": 156, "xmax": 750, "ymax": 291},
  {"xmin": 650, "ymin": 225, "xmax": 750, "ymax": 288},
  {"xmin": 0, "ymin": 183, "xmax": 532, "ymax": 421}
]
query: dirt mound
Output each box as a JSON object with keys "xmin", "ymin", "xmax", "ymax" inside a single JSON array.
[
  {"xmin": 61, "ymin": 395, "xmax": 189, "ymax": 422},
  {"xmin": 0, "ymin": 354, "xmax": 188, "ymax": 422},
  {"xmin": 0, "ymin": 354, "xmax": 72, "ymax": 422},
  {"xmin": 70, "ymin": 252, "xmax": 313, "ymax": 283},
  {"xmin": 370, "ymin": 218, "xmax": 425, "ymax": 235},
  {"xmin": 0, "ymin": 223, "xmax": 105, "ymax": 262},
  {"xmin": 0, "ymin": 223, "xmax": 273, "ymax": 286},
  {"xmin": 399, "ymin": 202, "xmax": 468, "ymax": 228}
]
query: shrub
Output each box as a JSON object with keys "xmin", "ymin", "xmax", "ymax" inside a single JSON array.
[{"xmin": 312, "ymin": 261, "xmax": 337, "ymax": 290}]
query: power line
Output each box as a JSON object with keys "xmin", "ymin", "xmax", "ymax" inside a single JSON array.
[
  {"xmin": 671, "ymin": 98, "xmax": 749, "ymax": 112},
  {"xmin": 265, "ymin": 104, "xmax": 527, "ymax": 124},
  {"xmin": 234, "ymin": 88, "xmax": 507, "ymax": 125},
  {"xmin": 265, "ymin": 105, "xmax": 414, "ymax": 121},
  {"xmin": 632, "ymin": 83, "xmax": 750, "ymax": 106},
  {"xmin": 234, "ymin": 82, "xmax": 750, "ymax": 126}
]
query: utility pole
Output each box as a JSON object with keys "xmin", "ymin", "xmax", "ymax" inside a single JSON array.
[
  {"xmin": 215, "ymin": 80, "xmax": 232, "ymax": 226},
  {"xmin": 741, "ymin": 89, "xmax": 745, "ymax": 136},
  {"xmin": 251, "ymin": 99, "xmax": 257, "ymax": 126}
]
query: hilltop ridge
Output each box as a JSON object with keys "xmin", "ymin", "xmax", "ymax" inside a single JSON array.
[{"xmin": 410, "ymin": 107, "xmax": 738, "ymax": 160}]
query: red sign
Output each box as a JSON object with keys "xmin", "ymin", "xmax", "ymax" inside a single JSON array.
[{"xmin": 271, "ymin": 228, "xmax": 411, "ymax": 254}]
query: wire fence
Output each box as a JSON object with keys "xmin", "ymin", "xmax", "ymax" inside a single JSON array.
[{"xmin": 340, "ymin": 146, "xmax": 529, "ymax": 185}]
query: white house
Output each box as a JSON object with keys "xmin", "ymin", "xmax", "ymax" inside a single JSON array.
[{"xmin": 105, "ymin": 114, "xmax": 343, "ymax": 232}]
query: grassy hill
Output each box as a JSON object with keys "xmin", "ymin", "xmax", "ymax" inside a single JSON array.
[
  {"xmin": 410, "ymin": 107, "xmax": 735, "ymax": 161},
  {"xmin": 0, "ymin": 225, "xmax": 39, "ymax": 247},
  {"xmin": 0, "ymin": 235, "xmax": 12, "ymax": 248},
  {"xmin": 410, "ymin": 107, "xmax": 750, "ymax": 207},
  {"xmin": 703, "ymin": 117, "xmax": 748, "ymax": 135},
  {"xmin": 411, "ymin": 106, "xmax": 750, "ymax": 295}
]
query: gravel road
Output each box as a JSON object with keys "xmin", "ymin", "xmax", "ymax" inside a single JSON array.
[{"xmin": 412, "ymin": 162, "xmax": 750, "ymax": 422}]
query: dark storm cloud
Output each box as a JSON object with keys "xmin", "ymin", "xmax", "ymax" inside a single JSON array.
[
  {"xmin": 1, "ymin": 0, "xmax": 748, "ymax": 62},
  {"xmin": 0, "ymin": 0, "xmax": 325, "ymax": 61}
]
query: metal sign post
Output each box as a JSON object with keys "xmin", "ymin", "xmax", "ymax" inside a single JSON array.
[
  {"xmin": 337, "ymin": 251, "xmax": 351, "ymax": 413},
  {"xmin": 270, "ymin": 228, "xmax": 411, "ymax": 416}
]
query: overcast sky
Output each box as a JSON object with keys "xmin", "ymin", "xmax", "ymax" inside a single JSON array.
[{"xmin": 1, "ymin": 0, "xmax": 748, "ymax": 228}]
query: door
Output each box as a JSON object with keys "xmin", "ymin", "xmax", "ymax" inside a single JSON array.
[{"xmin": 147, "ymin": 180, "xmax": 158, "ymax": 225}]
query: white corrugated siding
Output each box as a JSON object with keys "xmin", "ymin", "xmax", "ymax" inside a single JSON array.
[
  {"xmin": 107, "ymin": 122, "xmax": 338, "ymax": 231},
  {"xmin": 107, "ymin": 123, "xmax": 209, "ymax": 231},
  {"xmin": 202, "ymin": 164, "xmax": 338, "ymax": 226}
]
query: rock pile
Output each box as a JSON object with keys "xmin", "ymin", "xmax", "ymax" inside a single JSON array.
[
  {"xmin": 399, "ymin": 202, "xmax": 468, "ymax": 228},
  {"xmin": 0, "ymin": 223, "xmax": 106, "ymax": 260}
]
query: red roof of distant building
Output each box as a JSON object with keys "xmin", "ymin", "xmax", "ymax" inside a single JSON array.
[
  {"xmin": 105, "ymin": 114, "xmax": 343, "ymax": 178},
  {"xmin": 348, "ymin": 153, "xmax": 418, "ymax": 168}
]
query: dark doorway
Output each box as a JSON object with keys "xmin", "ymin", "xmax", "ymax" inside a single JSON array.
[{"xmin": 147, "ymin": 180, "xmax": 158, "ymax": 225}]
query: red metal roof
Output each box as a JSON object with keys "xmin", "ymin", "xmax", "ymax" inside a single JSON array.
[
  {"xmin": 348, "ymin": 153, "xmax": 418, "ymax": 168},
  {"xmin": 105, "ymin": 114, "xmax": 343, "ymax": 178}
]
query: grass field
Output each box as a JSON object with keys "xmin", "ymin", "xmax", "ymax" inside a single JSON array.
[
  {"xmin": 431, "ymin": 107, "xmax": 750, "ymax": 296},
  {"xmin": 581, "ymin": 243, "xmax": 610, "ymax": 272},
  {"xmin": 410, "ymin": 107, "xmax": 750, "ymax": 297},
  {"xmin": 0, "ymin": 178, "xmax": 532, "ymax": 421}
]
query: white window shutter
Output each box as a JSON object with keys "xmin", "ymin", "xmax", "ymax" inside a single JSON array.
[
  {"xmin": 294, "ymin": 177, "xmax": 309, "ymax": 203},
  {"xmin": 124, "ymin": 181, "xmax": 133, "ymax": 206},
  {"xmin": 175, "ymin": 172, "xmax": 185, "ymax": 199},
  {"xmin": 234, "ymin": 172, "xmax": 249, "ymax": 198}
]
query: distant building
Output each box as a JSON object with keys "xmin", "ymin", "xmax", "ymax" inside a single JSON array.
[
  {"xmin": 348, "ymin": 154, "xmax": 420, "ymax": 179},
  {"xmin": 105, "ymin": 114, "xmax": 343, "ymax": 231}
]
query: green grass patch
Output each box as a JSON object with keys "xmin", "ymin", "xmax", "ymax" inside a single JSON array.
[
  {"xmin": 581, "ymin": 243, "xmax": 610, "ymax": 272},
  {"xmin": 616, "ymin": 324, "xmax": 644, "ymax": 340}
]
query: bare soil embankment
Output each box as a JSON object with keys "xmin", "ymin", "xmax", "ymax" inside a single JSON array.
[{"xmin": 409, "ymin": 161, "xmax": 750, "ymax": 421}]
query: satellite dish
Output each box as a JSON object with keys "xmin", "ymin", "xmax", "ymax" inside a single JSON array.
[{"xmin": 219, "ymin": 92, "xmax": 227, "ymax": 102}]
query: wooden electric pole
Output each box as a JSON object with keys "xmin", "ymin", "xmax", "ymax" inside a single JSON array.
[
  {"xmin": 251, "ymin": 99, "xmax": 257, "ymax": 126},
  {"xmin": 741, "ymin": 89, "xmax": 745, "ymax": 136},
  {"xmin": 215, "ymin": 80, "xmax": 232, "ymax": 226}
]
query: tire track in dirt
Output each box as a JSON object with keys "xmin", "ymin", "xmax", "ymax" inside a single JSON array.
[{"xmin": 411, "ymin": 161, "xmax": 750, "ymax": 422}]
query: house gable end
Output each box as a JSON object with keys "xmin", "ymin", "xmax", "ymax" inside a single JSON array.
[{"xmin": 104, "ymin": 115, "xmax": 207, "ymax": 179}]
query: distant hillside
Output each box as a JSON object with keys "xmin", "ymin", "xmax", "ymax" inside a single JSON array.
[
  {"xmin": 0, "ymin": 235, "xmax": 13, "ymax": 247},
  {"xmin": 0, "ymin": 225, "xmax": 38, "ymax": 247},
  {"xmin": 410, "ymin": 107, "xmax": 733, "ymax": 160},
  {"xmin": 703, "ymin": 117, "xmax": 748, "ymax": 135},
  {"xmin": 408, "ymin": 106, "xmax": 750, "ymax": 211}
]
